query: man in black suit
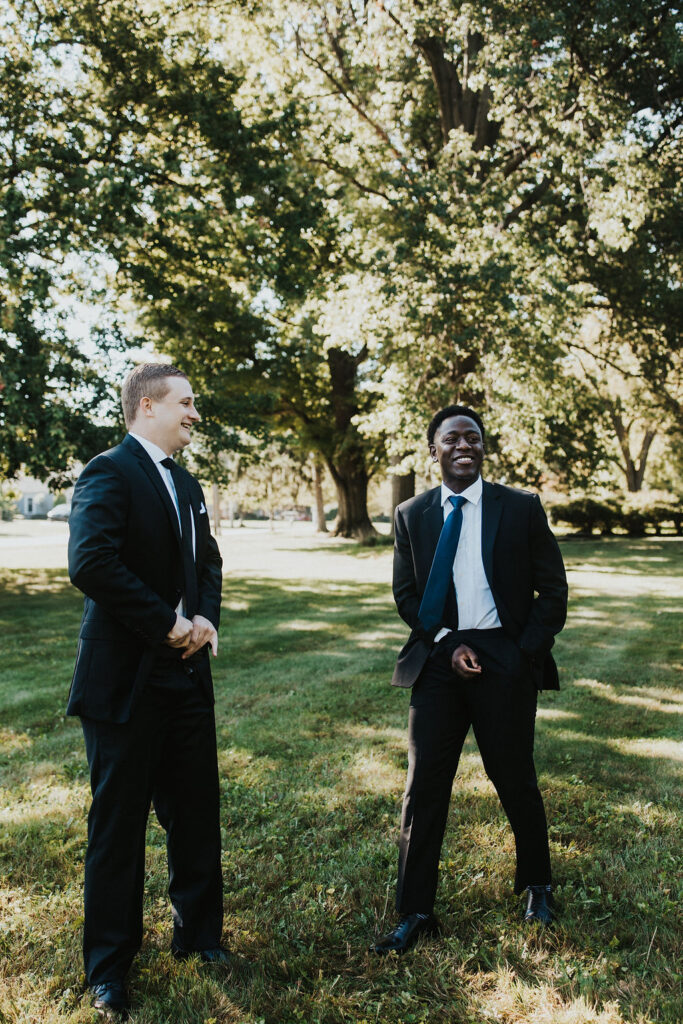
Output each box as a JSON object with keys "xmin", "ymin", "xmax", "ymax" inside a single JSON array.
[
  {"xmin": 372, "ymin": 405, "xmax": 568, "ymax": 955},
  {"xmin": 68, "ymin": 363, "xmax": 227, "ymax": 1016}
]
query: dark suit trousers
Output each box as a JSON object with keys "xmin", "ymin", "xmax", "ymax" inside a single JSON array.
[
  {"xmin": 81, "ymin": 661, "xmax": 223, "ymax": 984},
  {"xmin": 396, "ymin": 629, "xmax": 551, "ymax": 914}
]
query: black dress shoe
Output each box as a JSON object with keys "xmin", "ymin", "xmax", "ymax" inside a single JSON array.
[
  {"xmin": 172, "ymin": 945, "xmax": 231, "ymax": 965},
  {"xmin": 524, "ymin": 885, "xmax": 555, "ymax": 925},
  {"xmin": 371, "ymin": 913, "xmax": 440, "ymax": 955},
  {"xmin": 90, "ymin": 981, "xmax": 129, "ymax": 1018}
]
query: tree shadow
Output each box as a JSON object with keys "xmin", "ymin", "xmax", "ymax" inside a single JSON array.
[
  {"xmin": 2, "ymin": 556, "xmax": 681, "ymax": 1022},
  {"xmin": 559, "ymin": 536, "xmax": 682, "ymax": 577}
]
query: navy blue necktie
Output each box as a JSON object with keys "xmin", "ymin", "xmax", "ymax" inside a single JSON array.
[
  {"xmin": 418, "ymin": 495, "xmax": 466, "ymax": 631},
  {"xmin": 161, "ymin": 458, "xmax": 198, "ymax": 617}
]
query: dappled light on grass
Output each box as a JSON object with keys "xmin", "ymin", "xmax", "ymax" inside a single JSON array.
[
  {"xmin": 342, "ymin": 751, "xmax": 403, "ymax": 798},
  {"xmin": 561, "ymin": 538, "xmax": 682, "ymax": 577},
  {"xmin": 536, "ymin": 707, "xmax": 580, "ymax": 721},
  {"xmin": 0, "ymin": 568, "xmax": 71, "ymax": 595},
  {"xmin": 1, "ymin": 543, "xmax": 682, "ymax": 1023},
  {"xmin": 217, "ymin": 747, "xmax": 281, "ymax": 784},
  {"xmin": 341, "ymin": 722, "xmax": 406, "ymax": 745},
  {"xmin": 0, "ymin": 782, "xmax": 87, "ymax": 826},
  {"xmin": 609, "ymin": 737, "xmax": 682, "ymax": 762},
  {"xmin": 276, "ymin": 618, "xmax": 332, "ymax": 631},
  {"xmin": 0, "ymin": 728, "xmax": 32, "ymax": 754},
  {"xmin": 481, "ymin": 971, "xmax": 625, "ymax": 1024},
  {"xmin": 574, "ymin": 678, "xmax": 682, "ymax": 713}
]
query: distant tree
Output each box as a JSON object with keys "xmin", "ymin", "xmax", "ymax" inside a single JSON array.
[{"xmin": 0, "ymin": 4, "xmax": 123, "ymax": 480}]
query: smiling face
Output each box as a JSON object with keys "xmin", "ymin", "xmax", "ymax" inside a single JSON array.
[
  {"xmin": 133, "ymin": 375, "xmax": 200, "ymax": 455},
  {"xmin": 429, "ymin": 414, "xmax": 484, "ymax": 493}
]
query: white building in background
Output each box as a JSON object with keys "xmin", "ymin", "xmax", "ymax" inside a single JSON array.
[
  {"xmin": 14, "ymin": 476, "xmax": 55, "ymax": 518},
  {"xmin": 4, "ymin": 474, "xmax": 76, "ymax": 519}
]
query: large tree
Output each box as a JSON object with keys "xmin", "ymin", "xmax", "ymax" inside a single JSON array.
[
  {"xmin": 0, "ymin": 0, "xmax": 124, "ymax": 480},
  {"xmin": 253, "ymin": 0, "xmax": 682, "ymax": 492},
  {"xmin": 5, "ymin": 0, "xmax": 680, "ymax": 516},
  {"xmin": 3, "ymin": 0, "xmax": 385, "ymax": 533}
]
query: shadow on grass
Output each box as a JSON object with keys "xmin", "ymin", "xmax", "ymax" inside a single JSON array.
[
  {"xmin": 559, "ymin": 535, "xmax": 683, "ymax": 577},
  {"xmin": 275, "ymin": 535, "xmax": 394, "ymax": 559},
  {"xmin": 2, "ymin": 554, "xmax": 682, "ymax": 1023},
  {"xmin": 3, "ymin": 565, "xmax": 681, "ymax": 853}
]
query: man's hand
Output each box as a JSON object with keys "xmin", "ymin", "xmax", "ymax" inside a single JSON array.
[
  {"xmin": 451, "ymin": 643, "xmax": 482, "ymax": 679},
  {"xmin": 182, "ymin": 614, "xmax": 218, "ymax": 659},
  {"xmin": 166, "ymin": 614, "xmax": 193, "ymax": 648}
]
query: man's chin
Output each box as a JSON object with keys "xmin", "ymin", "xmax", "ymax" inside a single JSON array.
[
  {"xmin": 445, "ymin": 469, "xmax": 479, "ymax": 489},
  {"xmin": 168, "ymin": 439, "xmax": 191, "ymax": 455}
]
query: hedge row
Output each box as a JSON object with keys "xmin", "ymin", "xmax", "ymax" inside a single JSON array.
[{"xmin": 549, "ymin": 498, "xmax": 682, "ymax": 536}]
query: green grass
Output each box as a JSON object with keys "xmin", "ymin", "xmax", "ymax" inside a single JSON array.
[{"xmin": 0, "ymin": 539, "xmax": 681, "ymax": 1023}]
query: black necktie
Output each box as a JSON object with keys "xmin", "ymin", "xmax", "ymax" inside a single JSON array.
[
  {"xmin": 418, "ymin": 495, "xmax": 466, "ymax": 631},
  {"xmin": 161, "ymin": 458, "xmax": 198, "ymax": 618}
]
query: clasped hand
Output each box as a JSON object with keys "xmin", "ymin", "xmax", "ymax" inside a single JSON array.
[
  {"xmin": 451, "ymin": 643, "xmax": 482, "ymax": 679},
  {"xmin": 165, "ymin": 613, "xmax": 218, "ymax": 658}
]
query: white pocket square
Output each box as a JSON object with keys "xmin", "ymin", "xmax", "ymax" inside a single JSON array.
[{"xmin": 199, "ymin": 502, "xmax": 207, "ymax": 514}]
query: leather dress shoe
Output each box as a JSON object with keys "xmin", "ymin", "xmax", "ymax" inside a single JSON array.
[
  {"xmin": 172, "ymin": 945, "xmax": 231, "ymax": 965},
  {"xmin": 524, "ymin": 885, "xmax": 555, "ymax": 925},
  {"xmin": 90, "ymin": 981, "xmax": 129, "ymax": 1018},
  {"xmin": 371, "ymin": 913, "xmax": 439, "ymax": 955}
]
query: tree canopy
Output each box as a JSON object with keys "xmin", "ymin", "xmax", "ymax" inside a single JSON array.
[{"xmin": 2, "ymin": 0, "xmax": 681, "ymax": 528}]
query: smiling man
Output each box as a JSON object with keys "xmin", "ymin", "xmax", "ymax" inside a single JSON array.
[
  {"xmin": 68, "ymin": 363, "xmax": 227, "ymax": 1017},
  {"xmin": 371, "ymin": 405, "xmax": 568, "ymax": 955}
]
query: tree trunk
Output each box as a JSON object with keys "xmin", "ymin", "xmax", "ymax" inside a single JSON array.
[
  {"xmin": 267, "ymin": 481, "xmax": 275, "ymax": 530},
  {"xmin": 324, "ymin": 346, "xmax": 377, "ymax": 539},
  {"xmin": 390, "ymin": 463, "xmax": 415, "ymax": 535},
  {"xmin": 415, "ymin": 33, "xmax": 501, "ymax": 150},
  {"xmin": 211, "ymin": 482, "xmax": 221, "ymax": 536},
  {"xmin": 611, "ymin": 410, "xmax": 657, "ymax": 492},
  {"xmin": 311, "ymin": 456, "xmax": 328, "ymax": 533},
  {"xmin": 328, "ymin": 459, "xmax": 375, "ymax": 539}
]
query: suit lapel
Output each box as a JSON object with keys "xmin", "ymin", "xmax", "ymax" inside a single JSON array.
[
  {"xmin": 481, "ymin": 479, "xmax": 502, "ymax": 587},
  {"xmin": 420, "ymin": 487, "xmax": 443, "ymax": 567},
  {"xmin": 123, "ymin": 434, "xmax": 182, "ymax": 545}
]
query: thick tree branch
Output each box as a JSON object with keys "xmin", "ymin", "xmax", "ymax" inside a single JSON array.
[
  {"xmin": 307, "ymin": 156, "xmax": 392, "ymax": 201},
  {"xmin": 501, "ymin": 176, "xmax": 551, "ymax": 228},
  {"xmin": 414, "ymin": 35, "xmax": 500, "ymax": 151}
]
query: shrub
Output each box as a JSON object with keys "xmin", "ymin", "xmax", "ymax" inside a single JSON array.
[
  {"xmin": 549, "ymin": 498, "xmax": 621, "ymax": 535},
  {"xmin": 641, "ymin": 502, "xmax": 683, "ymax": 536},
  {"xmin": 549, "ymin": 496, "xmax": 681, "ymax": 536}
]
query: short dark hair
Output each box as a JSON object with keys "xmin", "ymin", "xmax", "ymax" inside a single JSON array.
[
  {"xmin": 427, "ymin": 405, "xmax": 485, "ymax": 446},
  {"xmin": 121, "ymin": 363, "xmax": 188, "ymax": 428}
]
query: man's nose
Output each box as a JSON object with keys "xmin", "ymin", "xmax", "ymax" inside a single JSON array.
[{"xmin": 190, "ymin": 405, "xmax": 200, "ymax": 421}]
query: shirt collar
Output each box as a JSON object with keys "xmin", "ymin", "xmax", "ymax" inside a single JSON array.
[
  {"xmin": 440, "ymin": 475, "xmax": 482, "ymax": 507},
  {"xmin": 128, "ymin": 432, "xmax": 170, "ymax": 466}
]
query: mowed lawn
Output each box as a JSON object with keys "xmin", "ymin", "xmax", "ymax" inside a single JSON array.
[{"xmin": 0, "ymin": 536, "xmax": 681, "ymax": 1024}]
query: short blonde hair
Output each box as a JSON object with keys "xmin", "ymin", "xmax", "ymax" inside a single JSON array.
[{"xmin": 121, "ymin": 363, "xmax": 188, "ymax": 428}]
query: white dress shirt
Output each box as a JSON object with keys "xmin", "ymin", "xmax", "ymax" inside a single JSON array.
[
  {"xmin": 434, "ymin": 475, "xmax": 501, "ymax": 642},
  {"xmin": 129, "ymin": 432, "xmax": 196, "ymax": 616}
]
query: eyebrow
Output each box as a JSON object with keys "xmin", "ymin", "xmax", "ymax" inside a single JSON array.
[{"xmin": 441, "ymin": 430, "xmax": 480, "ymax": 438}]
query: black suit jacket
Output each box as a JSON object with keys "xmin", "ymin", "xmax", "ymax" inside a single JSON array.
[
  {"xmin": 391, "ymin": 481, "xmax": 567, "ymax": 690},
  {"xmin": 67, "ymin": 434, "xmax": 223, "ymax": 723}
]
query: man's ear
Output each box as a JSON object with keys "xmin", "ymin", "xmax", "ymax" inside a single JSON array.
[
  {"xmin": 428, "ymin": 443, "xmax": 437, "ymax": 461},
  {"xmin": 140, "ymin": 396, "xmax": 154, "ymax": 418}
]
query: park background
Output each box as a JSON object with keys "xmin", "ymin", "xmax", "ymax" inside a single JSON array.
[{"xmin": 0, "ymin": 1, "xmax": 681, "ymax": 1022}]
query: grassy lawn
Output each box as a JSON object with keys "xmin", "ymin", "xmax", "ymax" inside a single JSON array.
[{"xmin": 0, "ymin": 538, "xmax": 681, "ymax": 1023}]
